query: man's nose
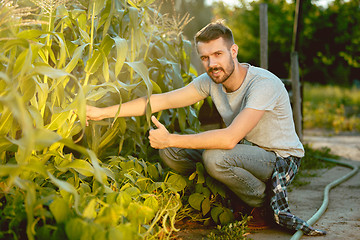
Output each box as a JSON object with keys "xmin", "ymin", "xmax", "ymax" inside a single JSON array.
[{"xmin": 208, "ymin": 57, "xmax": 218, "ymax": 68}]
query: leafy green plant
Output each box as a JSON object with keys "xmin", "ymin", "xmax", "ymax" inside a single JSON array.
[{"xmin": 0, "ymin": 0, "xmax": 205, "ymax": 239}]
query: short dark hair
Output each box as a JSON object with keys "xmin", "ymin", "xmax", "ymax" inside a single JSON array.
[{"xmin": 194, "ymin": 19, "xmax": 234, "ymax": 48}]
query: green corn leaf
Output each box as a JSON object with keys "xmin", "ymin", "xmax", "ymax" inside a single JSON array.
[
  {"xmin": 0, "ymin": 108, "xmax": 13, "ymax": 135},
  {"xmin": 79, "ymin": 27, "xmax": 91, "ymax": 43},
  {"xmin": 113, "ymin": 36, "xmax": 128, "ymax": 78},
  {"xmin": 177, "ymin": 108, "xmax": 186, "ymax": 132},
  {"xmin": 64, "ymin": 44, "xmax": 88, "ymax": 73},
  {"xmin": 33, "ymin": 64, "xmax": 73, "ymax": 79},
  {"xmin": 33, "ymin": 128, "xmax": 62, "ymax": 151},
  {"xmin": 89, "ymin": 0, "xmax": 107, "ymax": 16},
  {"xmin": 16, "ymin": 29, "xmax": 45, "ymax": 39},
  {"xmin": 27, "ymin": 105, "xmax": 44, "ymax": 128},
  {"xmin": 101, "ymin": 50, "xmax": 109, "ymax": 82},
  {"xmin": 85, "ymin": 49, "xmax": 104, "ymax": 74},
  {"xmin": 0, "ymin": 164, "xmax": 20, "ymax": 177},
  {"xmin": 53, "ymin": 32, "xmax": 67, "ymax": 69},
  {"xmin": 20, "ymin": 77, "xmax": 36, "ymax": 103},
  {"xmin": 46, "ymin": 110, "xmax": 71, "ymax": 130},
  {"xmin": 100, "ymin": 35, "xmax": 114, "ymax": 56}
]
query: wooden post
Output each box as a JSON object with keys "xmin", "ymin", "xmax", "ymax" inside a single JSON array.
[
  {"xmin": 291, "ymin": 52, "xmax": 302, "ymax": 141},
  {"xmin": 260, "ymin": 3, "xmax": 268, "ymax": 69}
]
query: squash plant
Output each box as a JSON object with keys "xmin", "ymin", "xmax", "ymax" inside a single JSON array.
[{"xmin": 0, "ymin": 0, "xmax": 236, "ymax": 239}]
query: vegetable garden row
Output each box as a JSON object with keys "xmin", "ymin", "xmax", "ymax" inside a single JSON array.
[{"xmin": 0, "ymin": 0, "xmax": 236, "ymax": 239}]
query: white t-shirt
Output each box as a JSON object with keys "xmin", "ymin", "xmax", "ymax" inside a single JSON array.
[{"xmin": 192, "ymin": 63, "xmax": 304, "ymax": 158}]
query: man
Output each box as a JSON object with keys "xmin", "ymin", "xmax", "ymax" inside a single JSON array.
[{"xmin": 86, "ymin": 20, "xmax": 326, "ymax": 236}]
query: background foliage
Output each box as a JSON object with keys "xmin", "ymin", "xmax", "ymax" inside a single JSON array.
[{"xmin": 177, "ymin": 0, "xmax": 360, "ymax": 86}]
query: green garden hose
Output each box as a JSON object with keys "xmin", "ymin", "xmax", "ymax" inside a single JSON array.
[{"xmin": 290, "ymin": 156, "xmax": 359, "ymax": 240}]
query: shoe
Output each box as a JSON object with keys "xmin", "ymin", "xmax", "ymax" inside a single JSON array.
[
  {"xmin": 246, "ymin": 207, "xmax": 271, "ymax": 230},
  {"xmin": 305, "ymin": 228, "xmax": 327, "ymax": 236}
]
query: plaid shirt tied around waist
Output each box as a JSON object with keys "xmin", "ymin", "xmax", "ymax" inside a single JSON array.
[{"xmin": 269, "ymin": 155, "xmax": 315, "ymax": 235}]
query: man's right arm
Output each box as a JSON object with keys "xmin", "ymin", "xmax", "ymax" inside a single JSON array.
[{"xmin": 86, "ymin": 82, "xmax": 205, "ymax": 121}]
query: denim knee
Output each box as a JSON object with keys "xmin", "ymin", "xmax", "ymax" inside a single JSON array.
[
  {"xmin": 159, "ymin": 148, "xmax": 196, "ymax": 174},
  {"xmin": 202, "ymin": 149, "xmax": 226, "ymax": 179}
]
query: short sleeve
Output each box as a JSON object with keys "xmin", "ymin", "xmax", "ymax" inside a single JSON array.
[
  {"xmin": 245, "ymin": 77, "xmax": 284, "ymax": 111},
  {"xmin": 191, "ymin": 73, "xmax": 211, "ymax": 98}
]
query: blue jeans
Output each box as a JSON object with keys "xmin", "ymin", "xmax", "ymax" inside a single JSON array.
[{"xmin": 159, "ymin": 144, "xmax": 276, "ymax": 207}]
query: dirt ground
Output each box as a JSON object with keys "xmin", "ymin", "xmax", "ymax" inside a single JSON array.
[{"xmin": 175, "ymin": 130, "xmax": 360, "ymax": 240}]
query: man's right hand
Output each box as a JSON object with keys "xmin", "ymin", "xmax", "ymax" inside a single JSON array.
[{"xmin": 86, "ymin": 105, "xmax": 104, "ymax": 126}]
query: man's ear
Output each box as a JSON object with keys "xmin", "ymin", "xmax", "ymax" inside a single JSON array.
[{"xmin": 231, "ymin": 44, "xmax": 238, "ymax": 58}]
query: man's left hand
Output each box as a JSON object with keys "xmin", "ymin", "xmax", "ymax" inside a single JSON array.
[{"xmin": 149, "ymin": 116, "xmax": 170, "ymax": 149}]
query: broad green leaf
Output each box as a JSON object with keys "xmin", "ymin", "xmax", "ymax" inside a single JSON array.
[
  {"xmin": 206, "ymin": 176, "xmax": 226, "ymax": 198},
  {"xmin": 166, "ymin": 174, "xmax": 187, "ymax": 192},
  {"xmin": 116, "ymin": 191, "xmax": 131, "ymax": 208},
  {"xmin": 188, "ymin": 193, "xmax": 205, "ymax": 211},
  {"xmin": 211, "ymin": 206, "xmax": 224, "ymax": 224},
  {"xmin": 127, "ymin": 202, "xmax": 154, "ymax": 224},
  {"xmin": 143, "ymin": 196, "xmax": 159, "ymax": 212},
  {"xmin": 82, "ymin": 198, "xmax": 97, "ymax": 219},
  {"xmin": 147, "ymin": 164, "xmax": 159, "ymax": 180},
  {"xmin": 65, "ymin": 218, "xmax": 84, "ymax": 240},
  {"xmin": 113, "ymin": 37, "xmax": 128, "ymax": 78},
  {"xmin": 49, "ymin": 197, "xmax": 71, "ymax": 223},
  {"xmin": 48, "ymin": 172, "xmax": 80, "ymax": 215},
  {"xmin": 219, "ymin": 208, "xmax": 234, "ymax": 225},
  {"xmin": 124, "ymin": 186, "xmax": 140, "ymax": 197},
  {"xmin": 201, "ymin": 197, "xmax": 211, "ymax": 216},
  {"xmin": 65, "ymin": 159, "xmax": 94, "ymax": 177}
]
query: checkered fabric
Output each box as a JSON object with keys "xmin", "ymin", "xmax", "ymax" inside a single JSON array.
[{"xmin": 269, "ymin": 156, "xmax": 315, "ymax": 235}]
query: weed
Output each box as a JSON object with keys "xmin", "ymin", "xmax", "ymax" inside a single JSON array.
[{"xmin": 207, "ymin": 216, "xmax": 252, "ymax": 240}]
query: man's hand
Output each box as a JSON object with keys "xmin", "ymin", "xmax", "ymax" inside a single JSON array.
[
  {"xmin": 86, "ymin": 105, "xmax": 105, "ymax": 126},
  {"xmin": 149, "ymin": 116, "xmax": 170, "ymax": 149}
]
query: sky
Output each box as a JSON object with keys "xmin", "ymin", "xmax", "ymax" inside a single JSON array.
[{"xmin": 205, "ymin": 0, "xmax": 335, "ymax": 8}]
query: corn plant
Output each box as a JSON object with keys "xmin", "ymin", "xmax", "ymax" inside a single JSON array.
[{"xmin": 0, "ymin": 0, "xmax": 204, "ymax": 239}]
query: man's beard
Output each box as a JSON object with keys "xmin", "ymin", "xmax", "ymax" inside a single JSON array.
[{"xmin": 207, "ymin": 57, "xmax": 235, "ymax": 84}]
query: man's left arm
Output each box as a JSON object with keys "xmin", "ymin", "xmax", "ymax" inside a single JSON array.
[{"xmin": 149, "ymin": 108, "xmax": 265, "ymax": 150}]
